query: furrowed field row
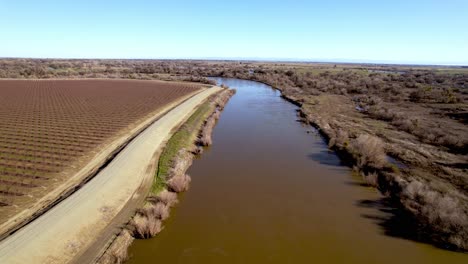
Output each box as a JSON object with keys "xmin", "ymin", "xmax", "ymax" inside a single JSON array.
[
  {"xmin": 0, "ymin": 123, "xmax": 121, "ymax": 134},
  {"xmin": 0, "ymin": 118, "xmax": 130, "ymax": 129},
  {"xmin": 0, "ymin": 101, "xmax": 192, "ymax": 112},
  {"xmin": 0, "ymin": 144, "xmax": 80, "ymax": 158},
  {"xmin": 0, "ymin": 156, "xmax": 64, "ymax": 167},
  {"xmin": 0, "ymin": 148, "xmax": 72, "ymax": 162},
  {"xmin": 0, "ymin": 104, "xmax": 184, "ymax": 115},
  {"xmin": 0, "ymin": 170, "xmax": 49, "ymax": 180},
  {"xmin": 0, "ymin": 133, "xmax": 98, "ymax": 146},
  {"xmin": 0, "ymin": 126, "xmax": 108, "ymax": 140},
  {"xmin": 0, "ymin": 112, "xmax": 155, "ymax": 120},
  {"xmin": 0, "ymin": 160, "xmax": 60, "ymax": 173},
  {"xmin": 0, "ymin": 135, "xmax": 98, "ymax": 147},
  {"xmin": 0, "ymin": 173, "xmax": 47, "ymax": 183},
  {"xmin": 0, "ymin": 140, "xmax": 88, "ymax": 153},
  {"xmin": 0, "ymin": 118, "xmax": 109, "ymax": 128},
  {"xmin": 0, "ymin": 104, "xmax": 180, "ymax": 115},
  {"xmin": 0, "ymin": 116, "xmax": 125, "ymax": 125},
  {"xmin": 0, "ymin": 131, "xmax": 103, "ymax": 144},
  {"xmin": 0, "ymin": 179, "xmax": 38, "ymax": 188},
  {"xmin": 0, "ymin": 190, "xmax": 24, "ymax": 197}
]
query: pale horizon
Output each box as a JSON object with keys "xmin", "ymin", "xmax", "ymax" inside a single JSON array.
[{"xmin": 1, "ymin": 1, "xmax": 468, "ymax": 65}]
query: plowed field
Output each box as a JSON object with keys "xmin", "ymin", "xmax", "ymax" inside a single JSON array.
[{"xmin": 0, "ymin": 79, "xmax": 200, "ymax": 214}]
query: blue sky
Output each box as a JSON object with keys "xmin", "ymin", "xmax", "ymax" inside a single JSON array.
[{"xmin": 1, "ymin": 0, "xmax": 467, "ymax": 65}]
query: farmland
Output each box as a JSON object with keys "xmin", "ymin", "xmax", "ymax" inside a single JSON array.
[{"xmin": 0, "ymin": 79, "xmax": 201, "ymax": 223}]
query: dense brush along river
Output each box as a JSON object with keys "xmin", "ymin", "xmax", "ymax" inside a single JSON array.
[{"xmin": 128, "ymin": 78, "xmax": 467, "ymax": 263}]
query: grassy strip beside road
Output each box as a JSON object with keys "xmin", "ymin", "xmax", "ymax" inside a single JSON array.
[
  {"xmin": 152, "ymin": 100, "xmax": 214, "ymax": 194},
  {"xmin": 98, "ymin": 89, "xmax": 235, "ymax": 263}
]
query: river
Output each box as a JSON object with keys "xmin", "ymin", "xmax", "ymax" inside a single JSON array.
[{"xmin": 127, "ymin": 78, "xmax": 467, "ymax": 263}]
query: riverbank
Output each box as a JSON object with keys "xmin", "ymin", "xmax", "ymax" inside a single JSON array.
[
  {"xmin": 97, "ymin": 89, "xmax": 235, "ymax": 264},
  {"xmin": 227, "ymin": 76, "xmax": 467, "ymax": 251},
  {"xmin": 289, "ymin": 92, "xmax": 467, "ymax": 251}
]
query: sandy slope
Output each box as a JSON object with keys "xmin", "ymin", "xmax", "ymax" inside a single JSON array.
[{"xmin": 0, "ymin": 86, "xmax": 222, "ymax": 264}]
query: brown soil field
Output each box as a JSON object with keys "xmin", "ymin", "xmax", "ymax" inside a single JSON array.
[{"xmin": 0, "ymin": 79, "xmax": 201, "ymax": 222}]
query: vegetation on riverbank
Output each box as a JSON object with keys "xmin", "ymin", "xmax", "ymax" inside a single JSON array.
[
  {"xmin": 152, "ymin": 102, "xmax": 213, "ymax": 194},
  {"xmin": 214, "ymin": 65, "xmax": 468, "ymax": 251},
  {"xmin": 97, "ymin": 88, "xmax": 235, "ymax": 264},
  {"xmin": 298, "ymin": 94, "xmax": 467, "ymax": 251}
]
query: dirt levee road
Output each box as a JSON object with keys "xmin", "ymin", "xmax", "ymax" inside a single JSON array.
[{"xmin": 0, "ymin": 86, "xmax": 222, "ymax": 264}]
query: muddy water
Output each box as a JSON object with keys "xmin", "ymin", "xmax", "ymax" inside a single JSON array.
[{"xmin": 128, "ymin": 78, "xmax": 467, "ymax": 263}]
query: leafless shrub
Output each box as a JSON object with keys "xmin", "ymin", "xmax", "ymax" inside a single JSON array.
[
  {"xmin": 353, "ymin": 95, "xmax": 382, "ymax": 108},
  {"xmin": 167, "ymin": 174, "xmax": 191, "ymax": 193},
  {"xmin": 192, "ymin": 146, "xmax": 204, "ymax": 155},
  {"xmin": 329, "ymin": 129, "xmax": 349, "ymax": 149},
  {"xmin": 393, "ymin": 118, "xmax": 419, "ymax": 133},
  {"xmin": 409, "ymin": 89, "xmax": 426, "ymax": 102},
  {"xmin": 198, "ymin": 109, "xmax": 221, "ymax": 147},
  {"xmin": 148, "ymin": 190, "xmax": 178, "ymax": 207},
  {"xmin": 401, "ymin": 180, "xmax": 468, "ymax": 249},
  {"xmin": 351, "ymin": 134, "xmax": 387, "ymax": 169},
  {"xmin": 362, "ymin": 172, "xmax": 378, "ymax": 187},
  {"xmin": 150, "ymin": 203, "xmax": 170, "ymax": 220},
  {"xmin": 196, "ymin": 90, "xmax": 235, "ymax": 147},
  {"xmin": 130, "ymin": 214, "xmax": 162, "ymax": 239},
  {"xmin": 367, "ymin": 105, "xmax": 399, "ymax": 121},
  {"xmin": 101, "ymin": 229, "xmax": 133, "ymax": 264},
  {"xmin": 109, "ymin": 247, "xmax": 128, "ymax": 264},
  {"xmin": 169, "ymin": 149, "xmax": 193, "ymax": 177},
  {"xmin": 137, "ymin": 202, "xmax": 170, "ymax": 220}
]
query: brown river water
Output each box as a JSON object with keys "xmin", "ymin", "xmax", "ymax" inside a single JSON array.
[{"xmin": 128, "ymin": 78, "xmax": 467, "ymax": 263}]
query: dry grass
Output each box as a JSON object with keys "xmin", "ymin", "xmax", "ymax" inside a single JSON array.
[
  {"xmin": 197, "ymin": 107, "xmax": 224, "ymax": 146},
  {"xmin": 192, "ymin": 146, "xmax": 204, "ymax": 155},
  {"xmin": 97, "ymin": 229, "xmax": 134, "ymax": 264},
  {"xmin": 109, "ymin": 247, "xmax": 128, "ymax": 264},
  {"xmin": 152, "ymin": 203, "xmax": 170, "ymax": 220},
  {"xmin": 328, "ymin": 129, "xmax": 350, "ymax": 149},
  {"xmin": 367, "ymin": 104, "xmax": 467, "ymax": 153},
  {"xmin": 214, "ymin": 90, "xmax": 236, "ymax": 109},
  {"xmin": 350, "ymin": 134, "xmax": 387, "ymax": 169},
  {"xmin": 362, "ymin": 172, "xmax": 379, "ymax": 187},
  {"xmin": 167, "ymin": 174, "xmax": 191, "ymax": 193},
  {"xmin": 130, "ymin": 214, "xmax": 162, "ymax": 239},
  {"xmin": 196, "ymin": 90, "xmax": 235, "ymax": 147},
  {"xmin": 164, "ymin": 149, "xmax": 193, "ymax": 193},
  {"xmin": 198, "ymin": 116, "xmax": 216, "ymax": 146},
  {"xmin": 401, "ymin": 179, "xmax": 468, "ymax": 249},
  {"xmin": 147, "ymin": 190, "xmax": 178, "ymax": 207},
  {"xmin": 126, "ymin": 197, "xmax": 175, "ymax": 240},
  {"xmin": 169, "ymin": 149, "xmax": 193, "ymax": 179}
]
